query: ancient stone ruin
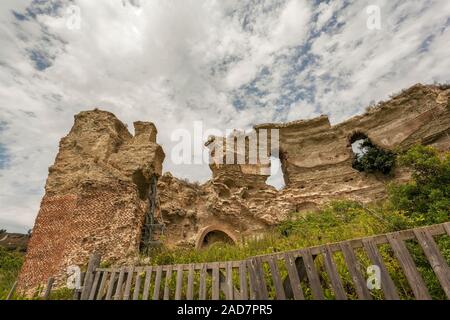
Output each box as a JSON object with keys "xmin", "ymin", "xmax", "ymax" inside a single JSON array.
[
  {"xmin": 18, "ymin": 110, "xmax": 165, "ymax": 292},
  {"xmin": 18, "ymin": 84, "xmax": 450, "ymax": 293}
]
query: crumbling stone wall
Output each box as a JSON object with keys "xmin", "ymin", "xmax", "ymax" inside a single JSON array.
[
  {"xmin": 18, "ymin": 84, "xmax": 450, "ymax": 293},
  {"xmin": 18, "ymin": 110, "xmax": 165, "ymax": 293},
  {"xmin": 159, "ymin": 84, "xmax": 450, "ymax": 248},
  {"xmin": 260, "ymin": 84, "xmax": 450, "ymax": 205}
]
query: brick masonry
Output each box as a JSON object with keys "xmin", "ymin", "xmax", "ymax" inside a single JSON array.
[{"xmin": 18, "ymin": 182, "xmax": 146, "ymax": 293}]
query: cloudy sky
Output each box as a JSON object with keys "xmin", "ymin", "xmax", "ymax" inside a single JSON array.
[{"xmin": 1, "ymin": 0, "xmax": 449, "ymax": 233}]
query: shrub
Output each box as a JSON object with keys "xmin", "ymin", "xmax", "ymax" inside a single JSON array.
[
  {"xmin": 352, "ymin": 139, "xmax": 396, "ymax": 175},
  {"xmin": 388, "ymin": 145, "xmax": 450, "ymax": 225}
]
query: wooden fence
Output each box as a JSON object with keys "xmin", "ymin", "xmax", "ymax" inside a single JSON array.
[{"xmin": 78, "ymin": 222, "xmax": 450, "ymax": 300}]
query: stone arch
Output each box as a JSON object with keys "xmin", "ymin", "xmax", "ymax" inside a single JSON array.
[
  {"xmin": 195, "ymin": 225, "xmax": 238, "ymax": 249},
  {"xmin": 348, "ymin": 131, "xmax": 369, "ymax": 146},
  {"xmin": 348, "ymin": 131, "xmax": 371, "ymax": 159}
]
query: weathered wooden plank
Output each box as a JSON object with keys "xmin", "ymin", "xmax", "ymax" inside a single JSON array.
[
  {"xmin": 212, "ymin": 263, "xmax": 220, "ymax": 300},
  {"xmin": 132, "ymin": 270, "xmax": 143, "ymax": 300},
  {"xmin": 80, "ymin": 254, "xmax": 101, "ymax": 300},
  {"xmin": 175, "ymin": 265, "xmax": 184, "ymax": 300},
  {"xmin": 444, "ymin": 222, "xmax": 450, "ymax": 237},
  {"xmin": 142, "ymin": 267, "xmax": 153, "ymax": 300},
  {"xmin": 43, "ymin": 277, "xmax": 54, "ymax": 300},
  {"xmin": 113, "ymin": 267, "xmax": 126, "ymax": 300},
  {"xmin": 387, "ymin": 233, "xmax": 431, "ymax": 300},
  {"xmin": 96, "ymin": 271, "xmax": 109, "ymax": 300},
  {"xmin": 362, "ymin": 239, "xmax": 399, "ymax": 300},
  {"xmin": 163, "ymin": 265, "xmax": 173, "ymax": 300},
  {"xmin": 256, "ymin": 258, "xmax": 269, "ymax": 300},
  {"xmin": 301, "ymin": 249, "xmax": 325, "ymax": 300},
  {"xmin": 105, "ymin": 270, "xmax": 117, "ymax": 300},
  {"xmin": 247, "ymin": 260, "xmax": 257, "ymax": 300},
  {"xmin": 321, "ymin": 246, "xmax": 347, "ymax": 300},
  {"xmin": 123, "ymin": 266, "xmax": 134, "ymax": 300},
  {"xmin": 249, "ymin": 258, "xmax": 268, "ymax": 300},
  {"xmin": 267, "ymin": 257, "xmax": 286, "ymax": 300},
  {"xmin": 199, "ymin": 264, "xmax": 207, "ymax": 300},
  {"xmin": 153, "ymin": 266, "xmax": 163, "ymax": 300},
  {"xmin": 283, "ymin": 253, "xmax": 305, "ymax": 300},
  {"xmin": 225, "ymin": 262, "xmax": 234, "ymax": 300},
  {"xmin": 239, "ymin": 261, "xmax": 248, "ymax": 300},
  {"xmin": 186, "ymin": 264, "xmax": 195, "ymax": 300},
  {"xmin": 340, "ymin": 243, "xmax": 372, "ymax": 300},
  {"xmin": 88, "ymin": 271, "xmax": 102, "ymax": 300},
  {"xmin": 413, "ymin": 229, "xmax": 450, "ymax": 299},
  {"xmin": 257, "ymin": 258, "xmax": 269, "ymax": 300}
]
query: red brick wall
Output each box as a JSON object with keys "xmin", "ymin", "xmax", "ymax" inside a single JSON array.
[{"xmin": 18, "ymin": 182, "xmax": 146, "ymax": 293}]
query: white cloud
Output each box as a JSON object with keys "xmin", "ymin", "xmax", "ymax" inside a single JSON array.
[{"xmin": 0, "ymin": 0, "xmax": 449, "ymax": 232}]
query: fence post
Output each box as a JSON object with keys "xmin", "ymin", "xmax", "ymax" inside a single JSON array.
[
  {"xmin": 43, "ymin": 278, "xmax": 55, "ymax": 300},
  {"xmin": 80, "ymin": 253, "xmax": 101, "ymax": 300}
]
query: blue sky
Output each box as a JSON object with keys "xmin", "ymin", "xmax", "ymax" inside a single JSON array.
[{"xmin": 0, "ymin": 0, "xmax": 450, "ymax": 232}]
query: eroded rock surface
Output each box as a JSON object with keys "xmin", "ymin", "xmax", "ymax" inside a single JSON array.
[
  {"xmin": 18, "ymin": 110, "xmax": 165, "ymax": 293},
  {"xmin": 159, "ymin": 84, "xmax": 450, "ymax": 248},
  {"xmin": 18, "ymin": 84, "xmax": 450, "ymax": 293}
]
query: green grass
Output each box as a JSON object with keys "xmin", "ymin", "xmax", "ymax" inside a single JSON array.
[
  {"xmin": 145, "ymin": 201, "xmax": 414, "ymax": 267},
  {"xmin": 0, "ymin": 247, "xmax": 24, "ymax": 300},
  {"xmin": 3, "ymin": 146, "xmax": 449, "ymax": 300},
  {"xmin": 142, "ymin": 201, "xmax": 449, "ymax": 300}
]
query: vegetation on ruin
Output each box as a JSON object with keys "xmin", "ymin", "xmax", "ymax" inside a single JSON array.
[
  {"xmin": 388, "ymin": 145, "xmax": 450, "ymax": 226},
  {"xmin": 2, "ymin": 145, "xmax": 449, "ymax": 300},
  {"xmin": 143, "ymin": 145, "xmax": 449, "ymax": 299},
  {"xmin": 352, "ymin": 138, "xmax": 396, "ymax": 175}
]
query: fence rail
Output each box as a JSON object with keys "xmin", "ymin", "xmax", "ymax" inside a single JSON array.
[{"xmin": 78, "ymin": 222, "xmax": 450, "ymax": 300}]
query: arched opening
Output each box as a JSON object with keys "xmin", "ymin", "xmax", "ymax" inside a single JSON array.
[
  {"xmin": 195, "ymin": 226, "xmax": 237, "ymax": 249},
  {"xmin": 265, "ymin": 155, "xmax": 286, "ymax": 190},
  {"xmin": 349, "ymin": 132, "xmax": 396, "ymax": 175},
  {"xmin": 202, "ymin": 230, "xmax": 234, "ymax": 248},
  {"xmin": 351, "ymin": 132, "xmax": 370, "ymax": 159}
]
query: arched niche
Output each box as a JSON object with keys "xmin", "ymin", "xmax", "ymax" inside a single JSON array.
[{"xmin": 195, "ymin": 225, "xmax": 238, "ymax": 249}]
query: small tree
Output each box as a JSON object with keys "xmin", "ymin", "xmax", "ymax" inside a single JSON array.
[{"xmin": 388, "ymin": 145, "xmax": 450, "ymax": 225}]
